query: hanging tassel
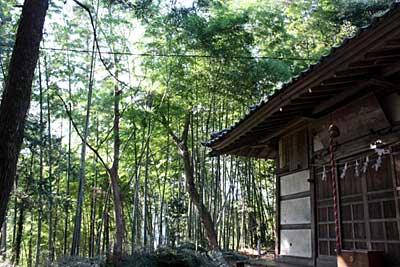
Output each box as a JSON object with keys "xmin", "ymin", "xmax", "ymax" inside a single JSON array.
[
  {"xmin": 374, "ymin": 154, "xmax": 382, "ymax": 171},
  {"xmin": 362, "ymin": 156, "xmax": 369, "ymax": 174},
  {"xmin": 340, "ymin": 162, "xmax": 348, "ymax": 179},
  {"xmin": 322, "ymin": 165, "xmax": 327, "ymax": 181},
  {"xmin": 355, "ymin": 160, "xmax": 360, "ymax": 177}
]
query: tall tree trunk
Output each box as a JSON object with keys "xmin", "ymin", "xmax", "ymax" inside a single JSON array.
[
  {"xmin": 11, "ymin": 176, "xmax": 18, "ymax": 257},
  {"xmin": 143, "ymin": 117, "xmax": 151, "ymax": 249},
  {"xmin": 104, "ymin": 212, "xmax": 110, "ymax": 257},
  {"xmin": 35, "ymin": 56, "xmax": 45, "ymax": 267},
  {"xmin": 63, "ymin": 50, "xmax": 73, "ymax": 256},
  {"xmin": 96, "ymin": 185, "xmax": 111, "ymax": 256},
  {"xmin": 158, "ymin": 124, "xmax": 170, "ymax": 246},
  {"xmin": 35, "ymin": 210, "xmax": 42, "ymax": 267},
  {"xmin": 89, "ymin": 117, "xmax": 99, "ymax": 257},
  {"xmin": 28, "ymin": 226, "xmax": 33, "ymax": 267},
  {"xmin": 110, "ymin": 62, "xmax": 124, "ymax": 262},
  {"xmin": 0, "ymin": 0, "xmax": 48, "ymax": 231},
  {"xmin": 70, "ymin": 35, "xmax": 96, "ymax": 256},
  {"xmin": 130, "ymin": 126, "xmax": 138, "ymax": 252},
  {"xmin": 132, "ymin": 106, "xmax": 152, "ymax": 249},
  {"xmin": 162, "ymin": 113, "xmax": 219, "ymax": 250},
  {"xmin": 44, "ymin": 54, "xmax": 54, "ymax": 261}
]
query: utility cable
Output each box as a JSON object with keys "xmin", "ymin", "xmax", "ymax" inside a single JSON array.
[{"xmin": 0, "ymin": 44, "xmax": 317, "ymax": 62}]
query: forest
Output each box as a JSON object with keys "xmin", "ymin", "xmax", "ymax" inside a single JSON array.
[{"xmin": 0, "ymin": 0, "xmax": 395, "ymax": 266}]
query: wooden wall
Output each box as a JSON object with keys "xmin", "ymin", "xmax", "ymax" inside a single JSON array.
[{"xmin": 315, "ymin": 146, "xmax": 400, "ymax": 266}]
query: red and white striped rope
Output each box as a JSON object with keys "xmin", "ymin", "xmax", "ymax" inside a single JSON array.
[{"xmin": 329, "ymin": 137, "xmax": 341, "ymax": 254}]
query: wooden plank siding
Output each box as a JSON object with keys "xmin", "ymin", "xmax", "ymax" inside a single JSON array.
[
  {"xmin": 315, "ymin": 145, "xmax": 400, "ymax": 266},
  {"xmin": 278, "ymin": 128, "xmax": 308, "ymax": 174}
]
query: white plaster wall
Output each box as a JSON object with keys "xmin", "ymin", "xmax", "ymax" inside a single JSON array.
[
  {"xmin": 280, "ymin": 170, "xmax": 310, "ymax": 196},
  {"xmin": 280, "ymin": 196, "xmax": 311, "ymax": 225},
  {"xmin": 280, "ymin": 229, "xmax": 312, "ymax": 258}
]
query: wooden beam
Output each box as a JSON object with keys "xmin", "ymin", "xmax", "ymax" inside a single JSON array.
[
  {"xmin": 365, "ymin": 49, "xmax": 400, "ymax": 59},
  {"xmin": 312, "ymin": 85, "xmax": 367, "ymax": 115},
  {"xmin": 385, "ymin": 37, "xmax": 400, "ymax": 46},
  {"xmin": 258, "ymin": 114, "xmax": 301, "ymax": 123},
  {"xmin": 286, "ymin": 102, "xmax": 319, "ymax": 109},
  {"xmin": 348, "ymin": 60, "xmax": 384, "ymax": 68},
  {"xmin": 298, "ymin": 92, "xmax": 340, "ymax": 99},
  {"xmin": 311, "ymin": 77, "xmax": 395, "ymax": 115},
  {"xmin": 258, "ymin": 117, "xmax": 309, "ymax": 143},
  {"xmin": 290, "ymin": 99, "xmax": 324, "ymax": 105},
  {"xmin": 381, "ymin": 61, "xmax": 400, "ymax": 77},
  {"xmin": 369, "ymin": 78, "xmax": 396, "ymax": 89},
  {"xmin": 334, "ymin": 68, "xmax": 377, "ymax": 78},
  {"xmin": 311, "ymin": 84, "xmax": 352, "ymax": 91},
  {"xmin": 322, "ymin": 76, "xmax": 365, "ymax": 86},
  {"xmin": 253, "ymin": 122, "xmax": 287, "ymax": 129}
]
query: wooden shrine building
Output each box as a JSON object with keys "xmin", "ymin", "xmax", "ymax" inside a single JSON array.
[{"xmin": 204, "ymin": 3, "xmax": 400, "ymax": 267}]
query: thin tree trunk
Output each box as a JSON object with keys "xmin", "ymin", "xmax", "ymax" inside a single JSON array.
[
  {"xmin": 158, "ymin": 141, "xmax": 168, "ymax": 247},
  {"xmin": 34, "ymin": 54, "xmax": 46, "ymax": 267},
  {"xmin": 35, "ymin": 210, "xmax": 42, "ymax": 267},
  {"xmin": 0, "ymin": 219, "xmax": 6, "ymax": 260},
  {"xmin": 104, "ymin": 211, "xmax": 110, "ymax": 257},
  {"xmin": 132, "ymin": 107, "xmax": 152, "ymax": 249},
  {"xmin": 89, "ymin": 116, "xmax": 100, "ymax": 257},
  {"xmin": 96, "ymin": 185, "xmax": 111, "ymax": 256},
  {"xmin": 28, "ymin": 226, "xmax": 32, "ymax": 267},
  {"xmin": 109, "ymin": 58, "xmax": 124, "ymax": 262},
  {"xmin": 12, "ymin": 177, "xmax": 18, "ymax": 254},
  {"xmin": 63, "ymin": 50, "xmax": 73, "ymax": 256},
  {"xmin": 44, "ymin": 54, "xmax": 55, "ymax": 262},
  {"xmin": 70, "ymin": 37, "xmax": 97, "ymax": 256},
  {"xmin": 131, "ymin": 126, "xmax": 138, "ymax": 252},
  {"xmin": 0, "ymin": 0, "xmax": 49, "ymax": 231},
  {"xmin": 143, "ymin": 117, "xmax": 151, "ymax": 249},
  {"xmin": 12, "ymin": 203, "xmax": 24, "ymax": 265}
]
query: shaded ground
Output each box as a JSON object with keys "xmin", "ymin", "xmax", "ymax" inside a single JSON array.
[
  {"xmin": 235, "ymin": 249, "xmax": 276, "ymax": 267},
  {"xmin": 15, "ymin": 244, "xmax": 278, "ymax": 267},
  {"xmin": 120, "ymin": 244, "xmax": 277, "ymax": 267},
  {"xmin": 123, "ymin": 245, "xmax": 278, "ymax": 267},
  {"xmin": 122, "ymin": 245, "xmax": 220, "ymax": 267}
]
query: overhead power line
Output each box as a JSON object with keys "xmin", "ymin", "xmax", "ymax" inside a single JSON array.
[{"xmin": 0, "ymin": 44, "xmax": 317, "ymax": 62}]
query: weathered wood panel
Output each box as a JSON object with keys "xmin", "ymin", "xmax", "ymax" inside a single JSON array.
[
  {"xmin": 380, "ymin": 92, "xmax": 400, "ymax": 123},
  {"xmin": 279, "ymin": 128, "xmax": 308, "ymax": 173},
  {"xmin": 316, "ymin": 166, "xmax": 337, "ymax": 257},
  {"xmin": 331, "ymin": 149, "xmax": 400, "ymax": 266},
  {"xmin": 312, "ymin": 94, "xmax": 390, "ymax": 152}
]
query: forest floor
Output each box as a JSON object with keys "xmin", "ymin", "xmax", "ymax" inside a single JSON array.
[
  {"xmin": 236, "ymin": 248, "xmax": 276, "ymax": 267},
  {"xmin": 118, "ymin": 245, "xmax": 277, "ymax": 267},
  {"xmin": 0, "ymin": 245, "xmax": 277, "ymax": 267}
]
